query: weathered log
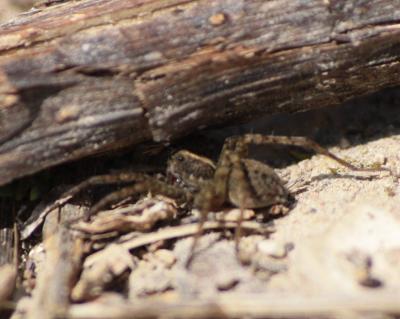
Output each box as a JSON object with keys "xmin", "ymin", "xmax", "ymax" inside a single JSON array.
[{"xmin": 0, "ymin": 0, "xmax": 399, "ymax": 185}]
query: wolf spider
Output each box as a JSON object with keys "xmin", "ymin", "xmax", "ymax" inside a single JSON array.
[{"xmin": 51, "ymin": 134, "xmax": 388, "ymax": 266}]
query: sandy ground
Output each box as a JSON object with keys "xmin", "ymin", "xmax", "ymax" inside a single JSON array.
[{"xmin": 269, "ymin": 135, "xmax": 400, "ymax": 294}]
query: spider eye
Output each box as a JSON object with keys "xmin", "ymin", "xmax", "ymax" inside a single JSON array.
[{"xmin": 176, "ymin": 155, "xmax": 184, "ymax": 162}]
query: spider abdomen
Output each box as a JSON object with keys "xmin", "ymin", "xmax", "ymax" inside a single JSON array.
[{"xmin": 228, "ymin": 159, "xmax": 290, "ymax": 209}]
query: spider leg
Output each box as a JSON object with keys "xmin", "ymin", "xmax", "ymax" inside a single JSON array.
[
  {"xmin": 83, "ymin": 178, "xmax": 188, "ymax": 221},
  {"xmin": 225, "ymin": 151, "xmax": 257, "ymax": 257},
  {"xmin": 43, "ymin": 172, "xmax": 150, "ymax": 219},
  {"xmin": 235, "ymin": 205, "xmax": 245, "ymax": 255},
  {"xmin": 186, "ymin": 151, "xmax": 232, "ymax": 268},
  {"xmin": 64, "ymin": 173, "xmax": 149, "ymax": 200},
  {"xmin": 232, "ymin": 134, "xmax": 390, "ymax": 173},
  {"xmin": 184, "ymin": 201, "xmax": 209, "ymax": 268}
]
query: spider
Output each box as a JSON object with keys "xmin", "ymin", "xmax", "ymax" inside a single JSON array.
[{"xmin": 49, "ymin": 134, "xmax": 389, "ymax": 267}]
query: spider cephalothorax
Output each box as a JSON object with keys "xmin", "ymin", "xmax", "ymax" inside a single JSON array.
[
  {"xmin": 46, "ymin": 134, "xmax": 390, "ymax": 267},
  {"xmin": 167, "ymin": 150, "xmax": 216, "ymax": 194}
]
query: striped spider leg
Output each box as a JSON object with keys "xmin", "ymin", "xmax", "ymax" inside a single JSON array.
[{"xmin": 45, "ymin": 172, "xmax": 188, "ymax": 223}]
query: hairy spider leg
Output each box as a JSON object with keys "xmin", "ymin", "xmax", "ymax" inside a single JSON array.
[
  {"xmin": 84, "ymin": 178, "xmax": 187, "ymax": 221},
  {"xmin": 44, "ymin": 173, "xmax": 150, "ymax": 218},
  {"xmin": 185, "ymin": 147, "xmax": 232, "ymax": 267},
  {"xmin": 235, "ymin": 134, "xmax": 390, "ymax": 173},
  {"xmin": 230, "ymin": 153, "xmax": 248, "ymax": 253},
  {"xmin": 45, "ymin": 172, "xmax": 187, "ymax": 222}
]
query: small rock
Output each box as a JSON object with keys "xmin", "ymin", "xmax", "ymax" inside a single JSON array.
[
  {"xmin": 257, "ymin": 240, "xmax": 288, "ymax": 258},
  {"xmin": 154, "ymin": 249, "xmax": 176, "ymax": 268}
]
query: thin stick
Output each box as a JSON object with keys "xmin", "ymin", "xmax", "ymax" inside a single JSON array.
[
  {"xmin": 67, "ymin": 293, "xmax": 400, "ymax": 319},
  {"xmin": 120, "ymin": 221, "xmax": 272, "ymax": 251}
]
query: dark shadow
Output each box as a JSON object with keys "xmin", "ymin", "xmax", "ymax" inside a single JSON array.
[{"xmin": 176, "ymin": 86, "xmax": 400, "ymax": 169}]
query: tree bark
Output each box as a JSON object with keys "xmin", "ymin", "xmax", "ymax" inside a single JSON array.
[{"xmin": 0, "ymin": 0, "xmax": 399, "ymax": 185}]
